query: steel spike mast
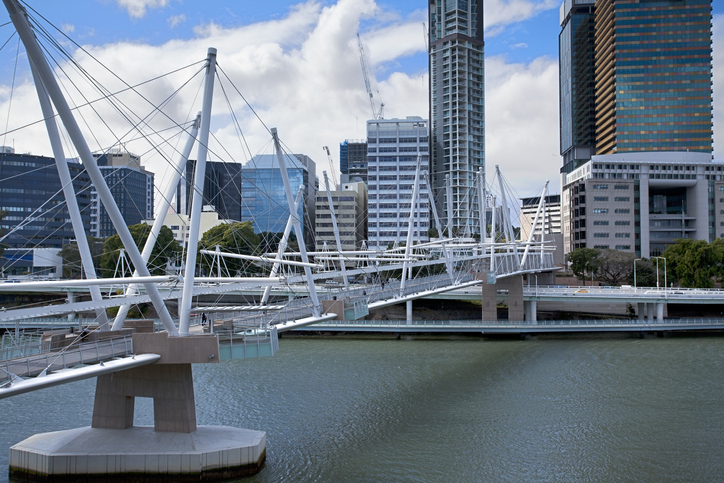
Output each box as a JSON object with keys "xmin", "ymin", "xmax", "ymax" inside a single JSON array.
[
  {"xmin": 179, "ymin": 50, "xmax": 216, "ymax": 335},
  {"xmin": 271, "ymin": 128, "xmax": 321, "ymax": 317},
  {"xmin": 4, "ymin": 0, "xmax": 178, "ymax": 335},
  {"xmin": 113, "ymin": 114, "xmax": 201, "ymax": 330},
  {"xmin": 261, "ymin": 186, "xmax": 303, "ymax": 306}
]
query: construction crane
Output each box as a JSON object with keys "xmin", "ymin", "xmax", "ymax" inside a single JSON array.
[
  {"xmin": 423, "ymin": 22, "xmax": 429, "ymax": 51},
  {"xmin": 323, "ymin": 146, "xmax": 339, "ymax": 190},
  {"xmin": 356, "ymin": 33, "xmax": 384, "ymax": 120}
]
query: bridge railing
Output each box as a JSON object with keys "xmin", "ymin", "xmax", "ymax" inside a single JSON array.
[
  {"xmin": 0, "ymin": 335, "xmax": 134, "ymax": 381},
  {"xmin": 221, "ymin": 272, "xmax": 476, "ymax": 328},
  {"xmin": 300, "ymin": 318, "xmax": 724, "ymax": 329}
]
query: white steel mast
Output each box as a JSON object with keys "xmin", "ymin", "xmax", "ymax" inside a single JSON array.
[
  {"xmin": 4, "ymin": 0, "xmax": 178, "ymax": 335},
  {"xmin": 179, "ymin": 49, "xmax": 216, "ymax": 335}
]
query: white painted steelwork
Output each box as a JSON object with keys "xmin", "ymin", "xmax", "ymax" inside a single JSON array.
[
  {"xmin": 0, "ymin": 354, "xmax": 160, "ymax": 399},
  {"xmin": 179, "ymin": 49, "xmax": 217, "ymax": 335}
]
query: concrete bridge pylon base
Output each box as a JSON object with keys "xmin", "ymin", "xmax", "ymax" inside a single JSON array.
[{"xmin": 9, "ymin": 332, "xmax": 266, "ymax": 481}]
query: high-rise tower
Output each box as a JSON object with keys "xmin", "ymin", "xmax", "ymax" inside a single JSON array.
[
  {"xmin": 429, "ymin": 0, "xmax": 484, "ymax": 235},
  {"xmin": 559, "ymin": 0, "xmax": 596, "ymax": 174},
  {"xmin": 594, "ymin": 0, "xmax": 713, "ymax": 155}
]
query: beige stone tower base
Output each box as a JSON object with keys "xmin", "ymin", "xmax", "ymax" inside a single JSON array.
[{"xmin": 9, "ymin": 333, "xmax": 266, "ymax": 481}]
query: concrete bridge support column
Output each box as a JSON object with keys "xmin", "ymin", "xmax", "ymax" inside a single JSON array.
[
  {"xmin": 638, "ymin": 303, "xmax": 645, "ymax": 320},
  {"xmin": 9, "ymin": 332, "xmax": 266, "ymax": 481},
  {"xmin": 481, "ymin": 280, "xmax": 498, "ymax": 321},
  {"xmin": 656, "ymin": 303, "xmax": 664, "ymax": 321},
  {"xmin": 406, "ymin": 300, "xmax": 413, "ymax": 324},
  {"xmin": 530, "ymin": 300, "xmax": 537, "ymax": 323},
  {"xmin": 647, "ymin": 303, "xmax": 655, "ymax": 322},
  {"xmin": 505, "ymin": 276, "xmax": 525, "ymax": 322}
]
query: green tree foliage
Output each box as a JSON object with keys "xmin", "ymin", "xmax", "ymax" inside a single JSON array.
[
  {"xmin": 629, "ymin": 258, "xmax": 658, "ymax": 287},
  {"xmin": 59, "ymin": 236, "xmax": 103, "ymax": 278},
  {"xmin": 596, "ymin": 249, "xmax": 636, "ymax": 286},
  {"xmin": 257, "ymin": 231, "xmax": 298, "ymax": 255},
  {"xmin": 663, "ymin": 238, "xmax": 724, "ymax": 288},
  {"xmin": 100, "ymin": 223, "xmax": 181, "ymax": 277},
  {"xmin": 198, "ymin": 221, "xmax": 261, "ymax": 276},
  {"xmin": 566, "ymin": 247, "xmax": 600, "ymax": 281}
]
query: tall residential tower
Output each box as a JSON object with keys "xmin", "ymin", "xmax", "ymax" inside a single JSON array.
[{"xmin": 429, "ymin": 0, "xmax": 484, "ymax": 235}]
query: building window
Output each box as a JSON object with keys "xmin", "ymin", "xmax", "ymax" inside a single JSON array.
[
  {"xmin": 594, "ymin": 233, "xmax": 609, "ymax": 238},
  {"xmin": 592, "ymin": 208, "xmax": 609, "ymax": 214},
  {"xmin": 614, "ymin": 197, "xmax": 630, "ymax": 202},
  {"xmin": 593, "ymin": 196, "xmax": 608, "ymax": 202}
]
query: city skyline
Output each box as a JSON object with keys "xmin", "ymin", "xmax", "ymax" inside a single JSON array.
[{"xmin": 0, "ymin": 0, "xmax": 720, "ymax": 203}]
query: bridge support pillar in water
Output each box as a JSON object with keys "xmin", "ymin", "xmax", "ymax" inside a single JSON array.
[
  {"xmin": 482, "ymin": 275, "xmax": 524, "ymax": 321},
  {"xmin": 638, "ymin": 303, "xmax": 645, "ymax": 320},
  {"xmin": 524, "ymin": 300, "xmax": 537, "ymax": 323},
  {"xmin": 9, "ymin": 333, "xmax": 266, "ymax": 481}
]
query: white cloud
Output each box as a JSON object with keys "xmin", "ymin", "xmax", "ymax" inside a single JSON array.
[
  {"xmin": 61, "ymin": 23, "xmax": 75, "ymax": 34},
  {"xmin": 485, "ymin": 0, "xmax": 558, "ymax": 36},
  {"xmin": 713, "ymin": 14, "xmax": 722, "ymax": 160},
  {"xmin": 485, "ymin": 55, "xmax": 561, "ymax": 196},
  {"xmin": 510, "ymin": 42, "xmax": 528, "ymax": 50},
  {"xmin": 0, "ymin": 0, "xmax": 585, "ymax": 208},
  {"xmin": 167, "ymin": 14, "xmax": 186, "ymax": 29},
  {"xmin": 116, "ymin": 0, "xmax": 171, "ymax": 19}
]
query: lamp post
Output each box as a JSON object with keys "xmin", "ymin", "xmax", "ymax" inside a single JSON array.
[
  {"xmin": 652, "ymin": 256, "xmax": 666, "ymax": 294},
  {"xmin": 634, "ymin": 258, "xmax": 642, "ymax": 288}
]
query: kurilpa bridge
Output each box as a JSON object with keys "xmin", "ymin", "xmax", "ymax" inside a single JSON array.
[{"xmin": 0, "ymin": 0, "xmax": 571, "ymax": 479}]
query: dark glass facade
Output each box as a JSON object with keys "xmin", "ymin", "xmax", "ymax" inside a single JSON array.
[
  {"xmin": 595, "ymin": 0, "xmax": 713, "ymax": 154},
  {"xmin": 559, "ymin": 0, "xmax": 596, "ymax": 174},
  {"xmin": 241, "ymin": 163, "xmax": 314, "ymax": 249},
  {"xmin": 178, "ymin": 160, "xmax": 242, "ymax": 221},
  {"xmin": 95, "ymin": 154, "xmax": 154, "ymax": 239},
  {"xmin": 0, "ymin": 152, "xmax": 91, "ymax": 249},
  {"xmin": 339, "ymin": 140, "xmax": 368, "ymax": 184}
]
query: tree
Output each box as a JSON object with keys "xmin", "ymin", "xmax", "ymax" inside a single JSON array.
[
  {"xmin": 198, "ymin": 221, "xmax": 261, "ymax": 276},
  {"xmin": 595, "ymin": 249, "xmax": 636, "ymax": 285},
  {"xmin": 100, "ymin": 223, "xmax": 181, "ymax": 278},
  {"xmin": 567, "ymin": 247, "xmax": 600, "ymax": 282},
  {"xmin": 629, "ymin": 258, "xmax": 657, "ymax": 287},
  {"xmin": 59, "ymin": 236, "xmax": 103, "ymax": 278},
  {"xmin": 664, "ymin": 238, "xmax": 724, "ymax": 288},
  {"xmin": 258, "ymin": 231, "xmax": 298, "ymax": 255}
]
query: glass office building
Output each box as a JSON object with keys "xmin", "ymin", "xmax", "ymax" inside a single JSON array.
[
  {"xmin": 241, "ymin": 154, "xmax": 316, "ymax": 249},
  {"xmin": 559, "ymin": 0, "xmax": 596, "ymax": 174},
  {"xmin": 339, "ymin": 140, "xmax": 368, "ymax": 184},
  {"xmin": 594, "ymin": 0, "xmax": 713, "ymax": 154},
  {"xmin": 177, "ymin": 160, "xmax": 243, "ymax": 222},
  {"xmin": 92, "ymin": 150, "xmax": 154, "ymax": 239}
]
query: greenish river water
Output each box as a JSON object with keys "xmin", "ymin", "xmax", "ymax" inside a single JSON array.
[{"xmin": 2, "ymin": 335, "xmax": 724, "ymax": 482}]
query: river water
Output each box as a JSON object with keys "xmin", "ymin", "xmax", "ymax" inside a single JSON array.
[{"xmin": 2, "ymin": 335, "xmax": 724, "ymax": 482}]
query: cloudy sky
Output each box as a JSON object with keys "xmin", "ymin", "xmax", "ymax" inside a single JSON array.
[{"xmin": 0, "ymin": 0, "xmax": 720, "ymax": 203}]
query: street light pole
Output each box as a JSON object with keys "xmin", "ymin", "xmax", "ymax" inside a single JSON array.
[{"xmin": 634, "ymin": 258, "xmax": 642, "ymax": 288}]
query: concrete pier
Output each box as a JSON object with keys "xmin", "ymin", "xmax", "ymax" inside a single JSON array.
[
  {"xmin": 9, "ymin": 426, "xmax": 265, "ymax": 481},
  {"xmin": 8, "ymin": 332, "xmax": 267, "ymax": 481}
]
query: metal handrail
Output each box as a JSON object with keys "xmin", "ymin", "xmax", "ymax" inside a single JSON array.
[{"xmin": 0, "ymin": 335, "xmax": 134, "ymax": 381}]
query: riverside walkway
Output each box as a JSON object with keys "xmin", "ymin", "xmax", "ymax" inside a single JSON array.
[{"xmin": 290, "ymin": 318, "xmax": 724, "ymax": 334}]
